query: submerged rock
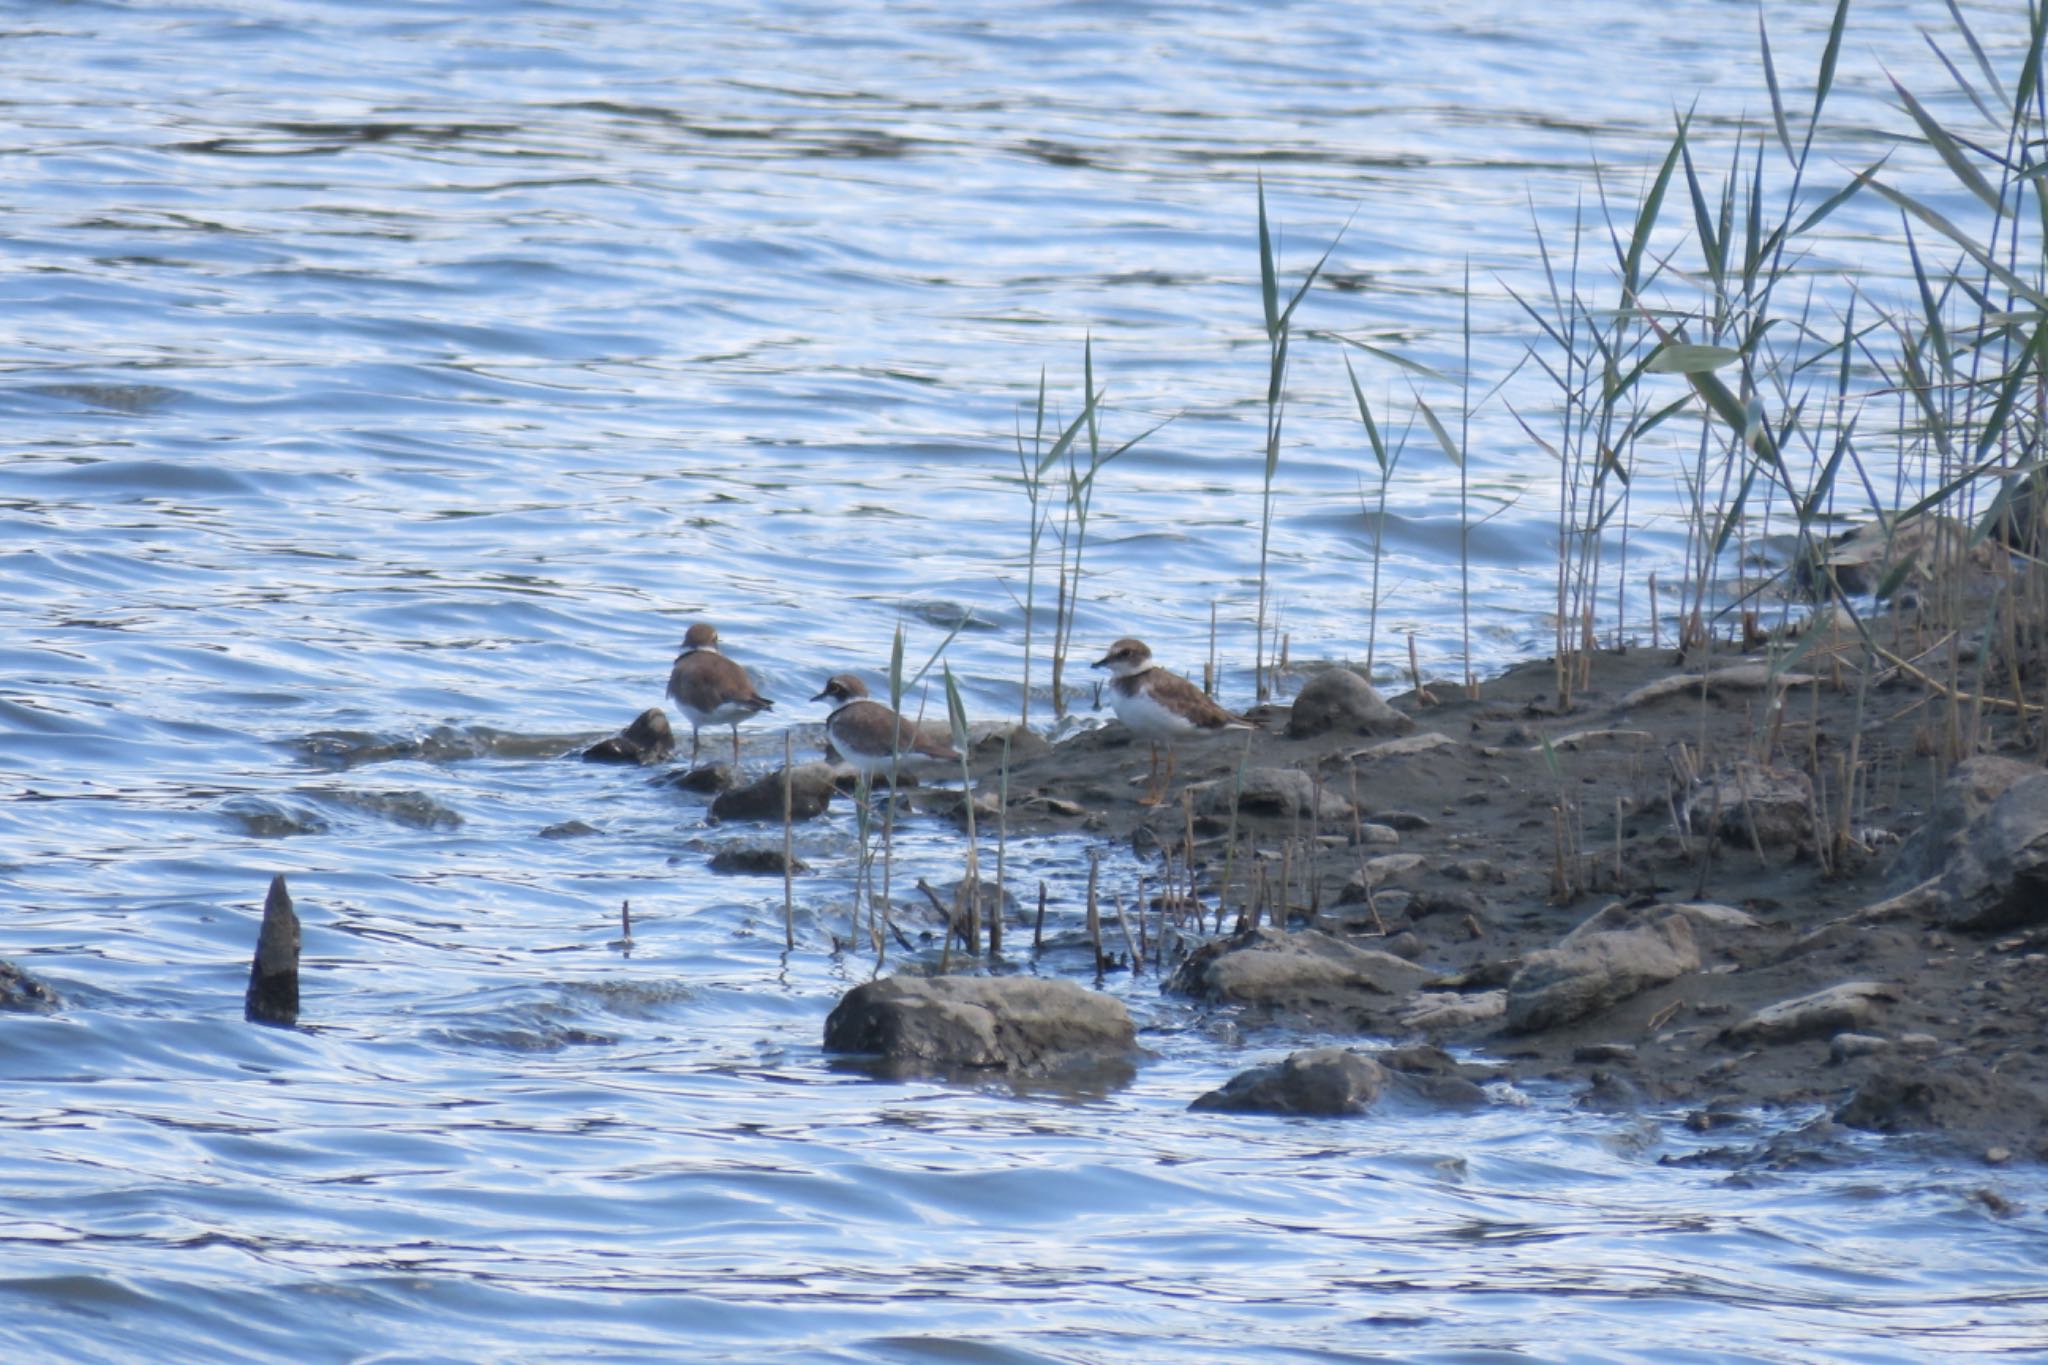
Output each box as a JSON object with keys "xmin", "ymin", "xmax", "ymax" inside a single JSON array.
[
  {"xmin": 654, "ymin": 762, "xmax": 738, "ymax": 794},
  {"xmin": 1505, "ymin": 907, "xmax": 1698, "ymax": 1033},
  {"xmin": 0, "ymin": 961, "xmax": 60, "ymax": 1013},
  {"xmin": 708, "ymin": 762, "xmax": 838, "ymax": 823},
  {"xmin": 584, "ymin": 707, "xmax": 676, "ymax": 766},
  {"xmin": 1835, "ymin": 1057, "xmax": 2048, "ymax": 1155},
  {"xmin": 1285, "ymin": 668, "xmax": 1410, "ymax": 739},
  {"xmin": 245, "ymin": 874, "xmax": 301, "ymax": 1027},
  {"xmin": 1191, "ymin": 1047, "xmax": 1387, "ymax": 1116},
  {"xmin": 823, "ymin": 975, "xmax": 1136, "ymax": 1078},
  {"xmin": 707, "ymin": 845, "xmax": 809, "ymax": 876}
]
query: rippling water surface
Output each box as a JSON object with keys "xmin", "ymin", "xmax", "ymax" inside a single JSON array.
[{"xmin": 5, "ymin": 1, "xmax": 2047, "ymax": 1359}]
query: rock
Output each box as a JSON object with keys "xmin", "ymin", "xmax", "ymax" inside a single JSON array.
[
  {"xmin": 1722, "ymin": 981, "xmax": 1893, "ymax": 1046},
  {"xmin": 1356, "ymin": 823, "xmax": 1401, "ymax": 845},
  {"xmin": 1442, "ymin": 859, "xmax": 1495, "ymax": 884},
  {"xmin": 709, "ymin": 762, "xmax": 838, "ymax": 823},
  {"xmin": 1398, "ymin": 989, "xmax": 1505, "ymax": 1032},
  {"xmin": 1373, "ymin": 810, "xmax": 1433, "ymax": 831},
  {"xmin": 1889, "ymin": 756, "xmax": 2042, "ymax": 885},
  {"xmin": 654, "ymin": 763, "xmax": 737, "ymax": 794},
  {"xmin": 1344, "ymin": 732, "xmax": 1457, "ymax": 763},
  {"xmin": 1829, "ymin": 1032, "xmax": 1893, "ymax": 1063},
  {"xmin": 1617, "ymin": 664, "xmax": 1815, "ymax": 710},
  {"xmin": 1167, "ymin": 927, "xmax": 1432, "ymax": 1025},
  {"xmin": 538, "ymin": 819, "xmax": 600, "ymax": 839},
  {"xmin": 1190, "ymin": 1047, "xmax": 1387, "ymax": 1116},
  {"xmin": 971, "ymin": 725, "xmax": 1052, "ymax": 764},
  {"xmin": 1192, "ymin": 768, "xmax": 1352, "ymax": 821},
  {"xmin": 707, "ymin": 845, "xmax": 809, "ymax": 876},
  {"xmin": 245, "ymin": 874, "xmax": 300, "ymax": 1027},
  {"xmin": 583, "ymin": 707, "xmax": 676, "ymax": 765},
  {"xmin": 1834, "ymin": 1057, "xmax": 2048, "ymax": 1146},
  {"xmin": 1379, "ymin": 930, "xmax": 1424, "ymax": 961},
  {"xmin": 822, "ymin": 975, "xmax": 1136, "ymax": 1077},
  {"xmin": 1937, "ymin": 773, "xmax": 2048, "ymax": 932},
  {"xmin": 1336, "ymin": 854, "xmax": 1427, "ymax": 902},
  {"xmin": 1505, "ymin": 910, "xmax": 1698, "ymax": 1033},
  {"xmin": 1565, "ymin": 899, "xmax": 1759, "ymax": 955},
  {"xmin": 1285, "ymin": 668, "xmax": 1410, "ymax": 739},
  {"xmin": 0, "ymin": 960, "xmax": 59, "ymax": 1013},
  {"xmin": 1685, "ymin": 762, "xmax": 1814, "ymax": 850},
  {"xmin": 1410, "ymin": 888, "xmax": 1488, "ymax": 921}
]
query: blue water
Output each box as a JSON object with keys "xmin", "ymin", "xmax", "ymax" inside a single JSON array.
[{"xmin": 4, "ymin": 0, "xmax": 2046, "ymax": 1359}]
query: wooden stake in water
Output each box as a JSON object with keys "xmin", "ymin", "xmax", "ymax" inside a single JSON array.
[
  {"xmin": 781, "ymin": 730, "xmax": 795, "ymax": 951},
  {"xmin": 1034, "ymin": 879, "xmax": 1048, "ymax": 954},
  {"xmin": 621, "ymin": 898, "xmax": 633, "ymax": 948},
  {"xmin": 1085, "ymin": 848, "xmax": 1103, "ymax": 980}
]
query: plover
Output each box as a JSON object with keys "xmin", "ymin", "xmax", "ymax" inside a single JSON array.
[
  {"xmin": 666, "ymin": 622, "xmax": 774, "ymax": 765},
  {"xmin": 1091, "ymin": 636, "xmax": 1254, "ymax": 804},
  {"xmin": 809, "ymin": 673, "xmax": 960, "ymax": 780}
]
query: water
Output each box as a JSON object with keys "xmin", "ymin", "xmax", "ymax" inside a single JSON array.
[{"xmin": 5, "ymin": 0, "xmax": 2047, "ymax": 1358}]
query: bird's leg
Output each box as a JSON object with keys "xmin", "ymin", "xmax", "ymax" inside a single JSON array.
[
  {"xmin": 1138, "ymin": 741, "xmax": 1164, "ymax": 807},
  {"xmin": 690, "ymin": 727, "xmax": 702, "ymax": 766},
  {"xmin": 730, "ymin": 724, "xmax": 741, "ymax": 766}
]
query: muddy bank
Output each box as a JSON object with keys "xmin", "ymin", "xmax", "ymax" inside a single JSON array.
[{"xmin": 967, "ymin": 628, "xmax": 2048, "ymax": 1166}]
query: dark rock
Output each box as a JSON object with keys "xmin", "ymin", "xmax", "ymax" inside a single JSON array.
[
  {"xmin": 654, "ymin": 763, "xmax": 737, "ymax": 794},
  {"xmin": 1411, "ymin": 888, "xmax": 1488, "ymax": 921},
  {"xmin": 1285, "ymin": 668, "xmax": 1411, "ymax": 739},
  {"xmin": 1505, "ymin": 908, "xmax": 1698, "ymax": 1033},
  {"xmin": 822, "ymin": 975, "xmax": 1136, "ymax": 1077},
  {"xmin": 1938, "ymin": 773, "xmax": 2048, "ymax": 932},
  {"xmin": 1442, "ymin": 859, "xmax": 1496, "ymax": 884},
  {"xmin": 325, "ymin": 789, "xmax": 463, "ymax": 830},
  {"xmin": 709, "ymin": 762, "xmax": 838, "ymax": 823},
  {"xmin": 245, "ymin": 874, "xmax": 300, "ymax": 1027},
  {"xmin": 539, "ymin": 820, "xmax": 600, "ymax": 839},
  {"xmin": 708, "ymin": 845, "xmax": 809, "ymax": 876},
  {"xmin": 1167, "ymin": 927, "xmax": 1433, "ymax": 1023},
  {"xmin": 1889, "ymin": 756, "xmax": 2042, "ymax": 885},
  {"xmin": 583, "ymin": 707, "xmax": 676, "ymax": 765},
  {"xmin": 1191, "ymin": 1047, "xmax": 1387, "ymax": 1116},
  {"xmin": 1379, "ymin": 930, "xmax": 1425, "ymax": 961},
  {"xmin": 1374, "ymin": 810, "xmax": 1433, "ymax": 832},
  {"xmin": 0, "ymin": 960, "xmax": 59, "ymax": 1013},
  {"xmin": 1835, "ymin": 1058, "xmax": 2048, "ymax": 1151}
]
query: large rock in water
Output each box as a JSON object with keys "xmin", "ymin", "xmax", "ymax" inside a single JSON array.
[
  {"xmin": 1505, "ymin": 906, "xmax": 1698, "ymax": 1033},
  {"xmin": 823, "ymin": 975, "xmax": 1136, "ymax": 1077},
  {"xmin": 709, "ymin": 762, "xmax": 838, "ymax": 823},
  {"xmin": 1191, "ymin": 1047, "xmax": 1387, "ymax": 1116},
  {"xmin": 1167, "ymin": 927, "xmax": 1432, "ymax": 1025},
  {"xmin": 1285, "ymin": 668, "xmax": 1411, "ymax": 739},
  {"xmin": 1937, "ymin": 773, "xmax": 2048, "ymax": 932}
]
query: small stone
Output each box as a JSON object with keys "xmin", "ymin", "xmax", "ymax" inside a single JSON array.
[
  {"xmin": 1374, "ymin": 811, "xmax": 1433, "ymax": 831},
  {"xmin": 1899, "ymin": 1033, "xmax": 1941, "ymax": 1055},
  {"xmin": 1356, "ymin": 823, "xmax": 1401, "ymax": 845},
  {"xmin": 1987, "ymin": 1146, "xmax": 2012, "ymax": 1165},
  {"xmin": 583, "ymin": 707, "xmax": 676, "ymax": 766},
  {"xmin": 707, "ymin": 846, "xmax": 809, "ymax": 876},
  {"xmin": 1442, "ymin": 859, "xmax": 1495, "ymax": 884},
  {"xmin": 1573, "ymin": 1042, "xmax": 1637, "ymax": 1064},
  {"xmin": 0, "ymin": 961, "xmax": 60, "ymax": 1013},
  {"xmin": 539, "ymin": 820, "xmax": 600, "ymax": 839},
  {"xmin": 655, "ymin": 763, "xmax": 737, "ymax": 794},
  {"xmin": 1829, "ymin": 1032, "xmax": 1894, "ymax": 1063}
]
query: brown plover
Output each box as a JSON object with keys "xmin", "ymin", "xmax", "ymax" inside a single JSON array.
[
  {"xmin": 1091, "ymin": 636, "xmax": 1254, "ymax": 804},
  {"xmin": 809, "ymin": 673, "xmax": 960, "ymax": 780},
  {"xmin": 666, "ymin": 622, "xmax": 774, "ymax": 765}
]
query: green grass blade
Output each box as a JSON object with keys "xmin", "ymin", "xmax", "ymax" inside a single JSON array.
[
  {"xmin": 1793, "ymin": 160, "xmax": 1885, "ymax": 237},
  {"xmin": 1624, "ymin": 120, "xmax": 1687, "ymax": 302},
  {"xmin": 1331, "ymin": 334, "xmax": 1447, "ymax": 381},
  {"xmin": 942, "ymin": 663, "xmax": 970, "ymax": 754},
  {"xmin": 1412, "ymin": 390, "xmax": 1463, "ymax": 468},
  {"xmin": 1975, "ymin": 318, "xmax": 2048, "ymax": 459},
  {"xmin": 888, "ymin": 623, "xmax": 906, "ymax": 712},
  {"xmin": 2016, "ymin": 0, "xmax": 2047, "ymax": 116},
  {"xmin": 1888, "ymin": 72, "xmax": 2005, "ymax": 215},
  {"xmin": 1868, "ymin": 179, "xmax": 2048, "ymax": 310},
  {"xmin": 1342, "ymin": 352, "xmax": 1391, "ymax": 475},
  {"xmin": 1646, "ymin": 342, "xmax": 1743, "ymax": 373},
  {"xmin": 1257, "ymin": 172, "xmax": 1279, "ymax": 340},
  {"xmin": 1759, "ymin": 10, "xmax": 1797, "ymax": 166},
  {"xmin": 1814, "ymin": 0, "xmax": 1853, "ymax": 117}
]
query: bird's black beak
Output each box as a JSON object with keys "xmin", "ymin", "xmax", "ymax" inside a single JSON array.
[
  {"xmin": 809, "ymin": 686, "xmax": 831, "ymax": 703},
  {"xmin": 1090, "ymin": 653, "xmax": 1112, "ymax": 670}
]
